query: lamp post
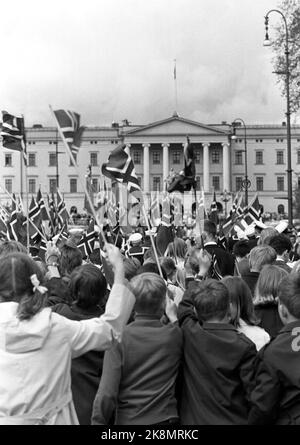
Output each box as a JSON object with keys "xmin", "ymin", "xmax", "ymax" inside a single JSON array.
[
  {"xmin": 231, "ymin": 118, "xmax": 249, "ymax": 207},
  {"xmin": 264, "ymin": 9, "xmax": 293, "ymax": 228}
]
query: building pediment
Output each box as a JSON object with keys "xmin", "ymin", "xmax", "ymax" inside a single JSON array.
[{"xmin": 124, "ymin": 115, "xmax": 229, "ymax": 138}]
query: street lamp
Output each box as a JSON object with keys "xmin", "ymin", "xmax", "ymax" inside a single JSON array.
[
  {"xmin": 231, "ymin": 118, "xmax": 250, "ymax": 207},
  {"xmin": 264, "ymin": 9, "xmax": 293, "ymax": 228}
]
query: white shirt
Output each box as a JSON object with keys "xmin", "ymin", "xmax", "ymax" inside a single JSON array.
[{"xmin": 238, "ymin": 319, "xmax": 270, "ymax": 351}]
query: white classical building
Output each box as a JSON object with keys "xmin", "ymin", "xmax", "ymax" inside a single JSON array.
[{"xmin": 1, "ymin": 114, "xmax": 300, "ymax": 216}]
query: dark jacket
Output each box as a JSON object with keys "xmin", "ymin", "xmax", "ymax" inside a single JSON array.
[
  {"xmin": 92, "ymin": 314, "xmax": 183, "ymax": 425},
  {"xmin": 204, "ymin": 242, "xmax": 235, "ymax": 277},
  {"xmin": 52, "ymin": 302, "xmax": 104, "ymax": 425},
  {"xmin": 177, "ymin": 293, "xmax": 257, "ymax": 425},
  {"xmin": 249, "ymin": 321, "xmax": 300, "ymax": 425},
  {"xmin": 255, "ymin": 302, "xmax": 283, "ymax": 339}
]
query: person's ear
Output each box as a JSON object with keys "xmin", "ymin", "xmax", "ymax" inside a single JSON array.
[{"xmin": 278, "ymin": 302, "xmax": 289, "ymax": 324}]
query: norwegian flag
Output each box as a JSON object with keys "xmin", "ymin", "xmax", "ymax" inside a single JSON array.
[
  {"xmin": 150, "ymin": 191, "xmax": 161, "ymax": 227},
  {"xmin": 77, "ymin": 220, "xmax": 97, "ymax": 258},
  {"xmin": 0, "ymin": 205, "xmax": 8, "ymax": 237},
  {"xmin": 95, "ymin": 182, "xmax": 108, "ymax": 226},
  {"xmin": 38, "ymin": 238, "xmax": 48, "ymax": 262},
  {"xmin": 161, "ymin": 194, "xmax": 172, "ymax": 227},
  {"xmin": 53, "ymin": 109, "xmax": 84, "ymax": 155},
  {"xmin": 106, "ymin": 189, "xmax": 118, "ymax": 227},
  {"xmin": 25, "ymin": 196, "xmax": 42, "ymax": 238},
  {"xmin": 1, "ymin": 111, "xmax": 27, "ymax": 165},
  {"xmin": 102, "ymin": 143, "xmax": 141, "ymax": 194},
  {"xmin": 244, "ymin": 195, "xmax": 262, "ymax": 225},
  {"xmin": 47, "ymin": 193, "xmax": 58, "ymax": 231},
  {"xmin": 37, "ymin": 189, "xmax": 49, "ymax": 221},
  {"xmin": 57, "ymin": 189, "xmax": 69, "ymax": 227},
  {"xmin": 7, "ymin": 195, "xmax": 19, "ymax": 241}
]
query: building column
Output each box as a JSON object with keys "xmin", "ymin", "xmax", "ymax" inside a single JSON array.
[
  {"xmin": 142, "ymin": 143, "xmax": 150, "ymax": 192},
  {"xmin": 203, "ymin": 143, "xmax": 210, "ymax": 192},
  {"xmin": 222, "ymin": 142, "xmax": 230, "ymax": 192},
  {"xmin": 162, "ymin": 143, "xmax": 170, "ymax": 190}
]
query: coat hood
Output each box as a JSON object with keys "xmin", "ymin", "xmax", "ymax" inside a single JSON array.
[{"xmin": 0, "ymin": 302, "xmax": 52, "ymax": 353}]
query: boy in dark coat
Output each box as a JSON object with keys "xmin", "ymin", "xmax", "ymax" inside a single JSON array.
[
  {"xmin": 92, "ymin": 272, "xmax": 182, "ymax": 425},
  {"xmin": 178, "ymin": 276, "xmax": 257, "ymax": 425},
  {"xmin": 249, "ymin": 273, "xmax": 300, "ymax": 424}
]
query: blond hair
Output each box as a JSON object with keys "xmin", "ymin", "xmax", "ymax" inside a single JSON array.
[
  {"xmin": 254, "ymin": 264, "xmax": 288, "ymax": 305},
  {"xmin": 130, "ymin": 273, "xmax": 167, "ymax": 315}
]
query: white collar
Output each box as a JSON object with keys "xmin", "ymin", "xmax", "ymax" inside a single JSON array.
[{"xmin": 204, "ymin": 241, "xmax": 217, "ymax": 247}]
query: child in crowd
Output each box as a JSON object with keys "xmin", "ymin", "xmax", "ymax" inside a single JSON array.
[
  {"xmin": 222, "ymin": 276, "xmax": 270, "ymax": 351},
  {"xmin": 253, "ymin": 264, "xmax": 288, "ymax": 338},
  {"xmin": 52, "ymin": 264, "xmax": 108, "ymax": 425},
  {"xmin": 249, "ymin": 273, "xmax": 300, "ymax": 424},
  {"xmin": 92, "ymin": 273, "xmax": 182, "ymax": 425},
  {"xmin": 0, "ymin": 245, "xmax": 135, "ymax": 425},
  {"xmin": 177, "ymin": 250, "xmax": 257, "ymax": 425}
]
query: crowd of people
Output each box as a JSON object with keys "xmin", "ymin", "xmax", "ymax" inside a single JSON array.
[{"xmin": 1, "ymin": 216, "xmax": 300, "ymax": 425}]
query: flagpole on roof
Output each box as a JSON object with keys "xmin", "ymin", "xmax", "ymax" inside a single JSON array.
[
  {"xmin": 173, "ymin": 59, "xmax": 178, "ymax": 115},
  {"xmin": 49, "ymin": 105, "xmax": 108, "ymax": 245}
]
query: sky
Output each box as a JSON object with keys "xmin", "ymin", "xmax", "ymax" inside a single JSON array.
[{"xmin": 0, "ymin": 0, "xmax": 295, "ymax": 127}]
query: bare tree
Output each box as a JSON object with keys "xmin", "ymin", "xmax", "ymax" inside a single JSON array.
[{"xmin": 270, "ymin": 0, "xmax": 300, "ymax": 113}]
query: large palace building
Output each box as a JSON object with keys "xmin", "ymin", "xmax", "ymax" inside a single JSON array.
[{"xmin": 1, "ymin": 114, "xmax": 300, "ymax": 215}]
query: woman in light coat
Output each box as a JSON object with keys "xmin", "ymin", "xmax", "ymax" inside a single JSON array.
[{"xmin": 0, "ymin": 245, "xmax": 135, "ymax": 425}]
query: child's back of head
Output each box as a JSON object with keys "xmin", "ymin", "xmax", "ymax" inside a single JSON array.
[
  {"xmin": 186, "ymin": 279, "xmax": 230, "ymax": 323},
  {"xmin": 130, "ymin": 272, "xmax": 167, "ymax": 316}
]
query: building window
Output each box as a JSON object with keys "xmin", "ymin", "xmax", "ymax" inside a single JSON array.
[
  {"xmin": 153, "ymin": 176, "xmax": 161, "ymax": 191},
  {"xmin": 28, "ymin": 153, "xmax": 36, "ymax": 167},
  {"xmin": 212, "ymin": 150, "xmax": 220, "ymax": 164},
  {"xmin": 152, "ymin": 152, "xmax": 161, "ymax": 164},
  {"xmin": 69, "ymin": 153, "xmax": 77, "ymax": 165},
  {"xmin": 70, "ymin": 178, "xmax": 77, "ymax": 193},
  {"xmin": 256, "ymin": 177, "xmax": 264, "ymax": 192},
  {"xmin": 255, "ymin": 151, "xmax": 263, "ymax": 165},
  {"xmin": 91, "ymin": 178, "xmax": 98, "ymax": 192},
  {"xmin": 195, "ymin": 150, "xmax": 201, "ymax": 164},
  {"xmin": 277, "ymin": 151, "xmax": 284, "ymax": 164},
  {"xmin": 5, "ymin": 178, "xmax": 12, "ymax": 193},
  {"xmin": 212, "ymin": 176, "xmax": 220, "ymax": 191},
  {"xmin": 90, "ymin": 152, "xmax": 98, "ymax": 166},
  {"xmin": 49, "ymin": 153, "xmax": 57, "ymax": 167},
  {"xmin": 90, "ymin": 140, "xmax": 98, "ymax": 144},
  {"xmin": 196, "ymin": 176, "xmax": 201, "ymax": 190},
  {"xmin": 256, "ymin": 139, "xmax": 263, "ymax": 143},
  {"xmin": 172, "ymin": 151, "xmax": 181, "ymax": 164},
  {"xmin": 297, "ymin": 150, "xmax": 300, "ymax": 164},
  {"xmin": 235, "ymin": 151, "xmax": 243, "ymax": 165},
  {"xmin": 49, "ymin": 178, "xmax": 57, "ymax": 193},
  {"xmin": 5, "ymin": 154, "xmax": 12, "ymax": 167},
  {"xmin": 28, "ymin": 179, "xmax": 36, "ymax": 194},
  {"xmin": 277, "ymin": 176, "xmax": 284, "ymax": 192},
  {"xmin": 236, "ymin": 177, "xmax": 243, "ymax": 191},
  {"xmin": 133, "ymin": 151, "xmax": 141, "ymax": 164}
]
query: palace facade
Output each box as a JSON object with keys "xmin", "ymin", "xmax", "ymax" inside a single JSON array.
[{"xmin": 1, "ymin": 114, "xmax": 300, "ymax": 215}]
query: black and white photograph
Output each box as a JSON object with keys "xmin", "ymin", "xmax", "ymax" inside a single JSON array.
[{"xmin": 1, "ymin": 0, "xmax": 300, "ymax": 429}]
